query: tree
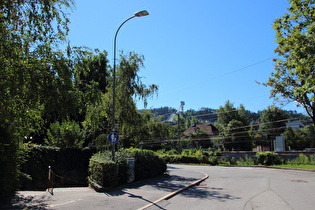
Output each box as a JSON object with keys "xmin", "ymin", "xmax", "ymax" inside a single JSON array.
[
  {"xmin": 284, "ymin": 124, "xmax": 315, "ymax": 149},
  {"xmin": 259, "ymin": 106, "xmax": 289, "ymax": 137},
  {"xmin": 0, "ymin": 0, "xmax": 74, "ymax": 200},
  {"xmin": 74, "ymin": 49, "xmax": 110, "ymax": 105},
  {"xmin": 109, "ymin": 52, "xmax": 158, "ymax": 147},
  {"xmin": 264, "ymin": 0, "xmax": 315, "ymax": 125},
  {"xmin": 217, "ymin": 101, "xmax": 251, "ymax": 151}
]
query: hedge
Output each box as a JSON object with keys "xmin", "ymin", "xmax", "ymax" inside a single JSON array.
[
  {"xmin": 18, "ymin": 146, "xmax": 95, "ymax": 190},
  {"xmin": 88, "ymin": 149, "xmax": 167, "ymax": 191},
  {"xmin": 0, "ymin": 123, "xmax": 18, "ymax": 203}
]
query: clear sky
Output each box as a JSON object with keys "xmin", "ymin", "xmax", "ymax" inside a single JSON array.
[{"xmin": 65, "ymin": 0, "xmax": 306, "ymax": 114}]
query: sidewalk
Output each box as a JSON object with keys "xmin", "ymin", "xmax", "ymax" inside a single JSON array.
[{"xmin": 2, "ymin": 165, "xmax": 208, "ymax": 210}]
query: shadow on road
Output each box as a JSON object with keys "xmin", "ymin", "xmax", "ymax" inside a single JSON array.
[{"xmin": 1, "ymin": 193, "xmax": 50, "ymax": 210}]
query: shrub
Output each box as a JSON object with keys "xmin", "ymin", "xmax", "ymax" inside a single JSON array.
[
  {"xmin": 237, "ymin": 155, "xmax": 254, "ymax": 166},
  {"xmin": 88, "ymin": 149, "xmax": 166, "ymax": 191},
  {"xmin": 95, "ymin": 134, "xmax": 112, "ymax": 152},
  {"xmin": 18, "ymin": 146, "xmax": 94, "ymax": 190},
  {"xmin": 297, "ymin": 153, "xmax": 309, "ymax": 164},
  {"xmin": 89, "ymin": 150, "xmax": 132, "ymax": 190},
  {"xmin": 256, "ymin": 151, "xmax": 281, "ymax": 166},
  {"xmin": 126, "ymin": 148, "xmax": 167, "ymax": 181},
  {"xmin": 45, "ymin": 120, "xmax": 84, "ymax": 148},
  {"xmin": 0, "ymin": 123, "xmax": 18, "ymax": 202},
  {"xmin": 208, "ymin": 156, "xmax": 219, "ymax": 165},
  {"xmin": 310, "ymin": 155, "xmax": 315, "ymax": 164}
]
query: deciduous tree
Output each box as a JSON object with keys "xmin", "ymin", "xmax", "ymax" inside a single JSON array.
[{"xmin": 265, "ymin": 0, "xmax": 315, "ymax": 125}]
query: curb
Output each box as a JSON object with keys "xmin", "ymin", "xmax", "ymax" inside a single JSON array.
[{"xmin": 139, "ymin": 172, "xmax": 209, "ymax": 210}]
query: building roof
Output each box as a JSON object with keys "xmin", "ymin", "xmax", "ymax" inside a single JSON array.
[{"xmin": 183, "ymin": 123, "xmax": 219, "ymax": 137}]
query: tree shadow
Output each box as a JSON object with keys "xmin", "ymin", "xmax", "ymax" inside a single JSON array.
[
  {"xmin": 179, "ymin": 185, "xmax": 241, "ymax": 202},
  {"xmin": 108, "ymin": 174, "xmax": 197, "ymax": 197},
  {"xmin": 1, "ymin": 193, "xmax": 50, "ymax": 210}
]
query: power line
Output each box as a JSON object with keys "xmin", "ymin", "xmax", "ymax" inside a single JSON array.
[{"xmin": 161, "ymin": 57, "xmax": 273, "ymax": 96}]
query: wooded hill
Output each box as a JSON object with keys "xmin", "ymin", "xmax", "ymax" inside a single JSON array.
[{"xmin": 144, "ymin": 107, "xmax": 312, "ymax": 126}]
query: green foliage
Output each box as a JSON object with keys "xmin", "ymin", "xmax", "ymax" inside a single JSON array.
[
  {"xmin": 89, "ymin": 149, "xmax": 166, "ymax": 191},
  {"xmin": 256, "ymin": 151, "xmax": 282, "ymax": 166},
  {"xmin": 125, "ymin": 148, "xmax": 166, "ymax": 181},
  {"xmin": 217, "ymin": 101, "xmax": 251, "ymax": 151},
  {"xmin": 284, "ymin": 125, "xmax": 315, "ymax": 150},
  {"xmin": 156, "ymin": 148, "xmax": 223, "ymax": 165},
  {"xmin": 0, "ymin": 0, "xmax": 74, "ymax": 200},
  {"xmin": 94, "ymin": 134, "xmax": 112, "ymax": 152},
  {"xmin": 89, "ymin": 159, "xmax": 118, "ymax": 189},
  {"xmin": 18, "ymin": 146, "xmax": 94, "ymax": 190},
  {"xmin": 236, "ymin": 155, "xmax": 255, "ymax": 166},
  {"xmin": 296, "ymin": 153, "xmax": 309, "ymax": 164},
  {"xmin": 259, "ymin": 106, "xmax": 289, "ymax": 137},
  {"xmin": 82, "ymin": 94, "xmax": 111, "ymax": 145},
  {"xmin": 0, "ymin": 122, "xmax": 18, "ymax": 202},
  {"xmin": 45, "ymin": 120, "xmax": 84, "ymax": 148},
  {"xmin": 287, "ymin": 153, "xmax": 312, "ymax": 165},
  {"xmin": 265, "ymin": 0, "xmax": 315, "ymax": 125}
]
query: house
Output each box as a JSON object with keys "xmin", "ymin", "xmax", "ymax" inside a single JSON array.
[
  {"xmin": 183, "ymin": 122, "xmax": 219, "ymax": 137},
  {"xmin": 182, "ymin": 122, "xmax": 220, "ymax": 148}
]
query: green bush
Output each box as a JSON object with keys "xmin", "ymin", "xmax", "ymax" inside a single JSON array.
[
  {"xmin": 88, "ymin": 149, "xmax": 166, "ymax": 191},
  {"xmin": 45, "ymin": 120, "xmax": 84, "ymax": 148},
  {"xmin": 256, "ymin": 151, "xmax": 281, "ymax": 166},
  {"xmin": 89, "ymin": 159, "xmax": 118, "ymax": 190},
  {"xmin": 18, "ymin": 146, "xmax": 94, "ymax": 190},
  {"xmin": 310, "ymin": 155, "xmax": 315, "ymax": 164},
  {"xmin": 237, "ymin": 155, "xmax": 254, "ymax": 166},
  {"xmin": 126, "ymin": 148, "xmax": 167, "ymax": 181},
  {"xmin": 296, "ymin": 153, "xmax": 309, "ymax": 164},
  {"xmin": 89, "ymin": 150, "xmax": 131, "ymax": 189},
  {"xmin": 0, "ymin": 122, "xmax": 18, "ymax": 202},
  {"xmin": 157, "ymin": 148, "xmax": 224, "ymax": 165}
]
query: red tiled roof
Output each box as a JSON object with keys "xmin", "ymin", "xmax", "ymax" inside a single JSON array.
[{"xmin": 183, "ymin": 124, "xmax": 219, "ymax": 137}]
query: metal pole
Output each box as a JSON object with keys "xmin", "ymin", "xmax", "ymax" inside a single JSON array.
[
  {"xmin": 111, "ymin": 11, "xmax": 149, "ymax": 161},
  {"xmin": 178, "ymin": 113, "xmax": 181, "ymax": 154},
  {"xmin": 112, "ymin": 16, "xmax": 136, "ymax": 162}
]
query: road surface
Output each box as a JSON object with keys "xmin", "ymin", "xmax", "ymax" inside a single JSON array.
[{"xmin": 3, "ymin": 164, "xmax": 315, "ymax": 209}]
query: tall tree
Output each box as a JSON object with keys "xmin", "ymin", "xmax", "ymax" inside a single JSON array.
[
  {"xmin": 259, "ymin": 106, "xmax": 289, "ymax": 150},
  {"xmin": 0, "ymin": 0, "xmax": 74, "ymax": 200},
  {"xmin": 259, "ymin": 106, "xmax": 289, "ymax": 137},
  {"xmin": 264, "ymin": 0, "xmax": 315, "ymax": 125},
  {"xmin": 110, "ymin": 52, "xmax": 158, "ymax": 147},
  {"xmin": 217, "ymin": 101, "xmax": 251, "ymax": 151}
]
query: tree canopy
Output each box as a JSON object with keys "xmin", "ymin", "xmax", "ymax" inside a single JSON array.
[{"xmin": 265, "ymin": 0, "xmax": 315, "ymax": 125}]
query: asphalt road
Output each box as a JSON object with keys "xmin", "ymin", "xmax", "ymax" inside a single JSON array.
[
  {"xmin": 160, "ymin": 165, "xmax": 315, "ymax": 210},
  {"xmin": 3, "ymin": 165, "xmax": 315, "ymax": 210}
]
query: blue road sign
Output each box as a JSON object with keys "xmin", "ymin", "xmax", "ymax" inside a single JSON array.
[{"xmin": 108, "ymin": 132, "xmax": 119, "ymax": 144}]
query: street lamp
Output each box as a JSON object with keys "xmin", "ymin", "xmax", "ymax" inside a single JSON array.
[{"xmin": 111, "ymin": 10, "xmax": 149, "ymax": 161}]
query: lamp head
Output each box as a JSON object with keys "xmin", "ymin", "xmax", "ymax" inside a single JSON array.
[{"xmin": 135, "ymin": 10, "xmax": 149, "ymax": 17}]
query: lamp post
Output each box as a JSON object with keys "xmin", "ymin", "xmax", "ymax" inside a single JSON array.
[{"xmin": 111, "ymin": 10, "xmax": 149, "ymax": 161}]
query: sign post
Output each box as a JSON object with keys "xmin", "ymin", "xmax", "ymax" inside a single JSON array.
[{"xmin": 108, "ymin": 132, "xmax": 119, "ymax": 161}]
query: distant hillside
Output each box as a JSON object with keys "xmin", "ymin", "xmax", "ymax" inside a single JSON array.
[{"xmin": 141, "ymin": 107, "xmax": 312, "ymax": 125}]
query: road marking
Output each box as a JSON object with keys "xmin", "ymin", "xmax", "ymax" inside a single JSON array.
[{"xmin": 138, "ymin": 172, "xmax": 209, "ymax": 210}]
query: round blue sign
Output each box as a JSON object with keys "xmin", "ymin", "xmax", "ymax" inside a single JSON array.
[{"xmin": 108, "ymin": 132, "xmax": 119, "ymax": 144}]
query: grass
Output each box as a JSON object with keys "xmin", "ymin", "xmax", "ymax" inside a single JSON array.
[{"xmin": 270, "ymin": 164, "xmax": 315, "ymax": 171}]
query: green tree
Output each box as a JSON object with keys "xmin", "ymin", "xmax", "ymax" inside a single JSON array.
[
  {"xmin": 0, "ymin": 0, "xmax": 74, "ymax": 200},
  {"xmin": 284, "ymin": 125, "xmax": 315, "ymax": 149},
  {"xmin": 259, "ymin": 106, "xmax": 289, "ymax": 137},
  {"xmin": 217, "ymin": 101, "xmax": 251, "ymax": 151},
  {"xmin": 45, "ymin": 120, "xmax": 84, "ymax": 148},
  {"xmin": 74, "ymin": 49, "xmax": 110, "ymax": 105},
  {"xmin": 264, "ymin": 0, "xmax": 315, "ymax": 125},
  {"xmin": 113, "ymin": 52, "xmax": 158, "ymax": 147}
]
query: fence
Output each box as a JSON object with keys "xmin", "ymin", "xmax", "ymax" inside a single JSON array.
[{"xmin": 47, "ymin": 166, "xmax": 87, "ymax": 194}]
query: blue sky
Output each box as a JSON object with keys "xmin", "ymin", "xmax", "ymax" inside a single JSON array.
[{"xmin": 65, "ymin": 0, "xmax": 306, "ymax": 114}]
